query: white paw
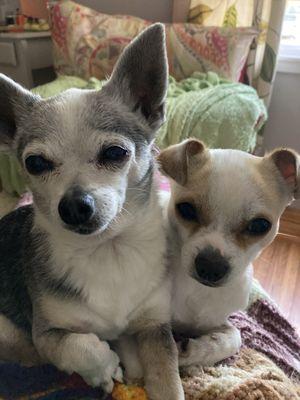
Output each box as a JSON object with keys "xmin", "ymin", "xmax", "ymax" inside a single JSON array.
[
  {"xmin": 178, "ymin": 330, "xmax": 241, "ymax": 367},
  {"xmin": 60, "ymin": 334, "xmax": 123, "ymax": 393},
  {"xmin": 80, "ymin": 344, "xmax": 123, "ymax": 392},
  {"xmin": 177, "ymin": 337, "xmax": 208, "ymax": 367}
]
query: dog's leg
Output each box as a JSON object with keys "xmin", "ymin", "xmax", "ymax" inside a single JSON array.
[
  {"xmin": 113, "ymin": 335, "xmax": 144, "ymax": 384},
  {"xmin": 33, "ymin": 328, "xmax": 122, "ymax": 392},
  {"xmin": 178, "ymin": 322, "xmax": 241, "ymax": 367},
  {"xmin": 136, "ymin": 324, "xmax": 184, "ymax": 400},
  {"xmin": 0, "ymin": 314, "xmax": 41, "ymax": 366}
]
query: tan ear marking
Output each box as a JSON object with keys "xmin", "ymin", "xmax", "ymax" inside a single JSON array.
[
  {"xmin": 186, "ymin": 140, "xmax": 204, "ymax": 157},
  {"xmin": 157, "ymin": 139, "xmax": 205, "ymax": 185},
  {"xmin": 157, "ymin": 144, "xmax": 187, "ymax": 185},
  {"xmin": 270, "ymin": 148, "xmax": 300, "ymax": 199}
]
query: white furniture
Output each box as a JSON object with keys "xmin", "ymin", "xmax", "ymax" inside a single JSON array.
[{"xmin": 0, "ymin": 31, "xmax": 54, "ymax": 88}]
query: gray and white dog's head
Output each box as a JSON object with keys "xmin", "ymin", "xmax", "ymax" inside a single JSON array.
[
  {"xmin": 159, "ymin": 139, "xmax": 300, "ymax": 287},
  {"xmin": 0, "ymin": 24, "xmax": 168, "ymax": 237}
]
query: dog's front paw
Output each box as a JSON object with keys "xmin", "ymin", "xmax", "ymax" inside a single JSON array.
[
  {"xmin": 82, "ymin": 345, "xmax": 123, "ymax": 393},
  {"xmin": 177, "ymin": 337, "xmax": 198, "ymax": 366},
  {"xmin": 61, "ymin": 333, "xmax": 123, "ymax": 393},
  {"xmin": 177, "ymin": 336, "xmax": 217, "ymax": 367},
  {"xmin": 178, "ymin": 329, "xmax": 241, "ymax": 367}
]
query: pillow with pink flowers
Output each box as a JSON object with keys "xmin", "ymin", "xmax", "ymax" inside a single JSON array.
[{"xmin": 50, "ymin": 0, "xmax": 257, "ymax": 81}]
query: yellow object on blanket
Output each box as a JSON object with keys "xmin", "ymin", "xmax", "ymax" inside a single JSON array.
[{"xmin": 112, "ymin": 382, "xmax": 148, "ymax": 400}]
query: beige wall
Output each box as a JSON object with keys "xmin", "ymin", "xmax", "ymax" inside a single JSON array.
[
  {"xmin": 263, "ymin": 71, "xmax": 300, "ymax": 208},
  {"xmin": 264, "ymin": 72, "xmax": 300, "ymax": 152}
]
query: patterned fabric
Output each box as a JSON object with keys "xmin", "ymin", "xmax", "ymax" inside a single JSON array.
[
  {"xmin": 188, "ymin": 0, "xmax": 254, "ymax": 27},
  {"xmin": 182, "ymin": 300, "xmax": 300, "ymax": 399},
  {"xmin": 182, "ymin": 348, "xmax": 300, "ymax": 400},
  {"xmin": 249, "ymin": 0, "xmax": 286, "ymax": 107},
  {"xmin": 230, "ymin": 301, "xmax": 300, "ymax": 377},
  {"xmin": 167, "ymin": 24, "xmax": 257, "ymax": 81},
  {"xmin": 51, "ymin": 1, "xmax": 150, "ymax": 80},
  {"xmin": 0, "ymin": 282, "xmax": 299, "ymax": 399},
  {"xmin": 50, "ymin": 0, "xmax": 257, "ymax": 81},
  {"xmin": 188, "ymin": 0, "xmax": 287, "ymax": 107}
]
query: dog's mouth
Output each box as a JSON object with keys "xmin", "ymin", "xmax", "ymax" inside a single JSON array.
[
  {"xmin": 193, "ymin": 275, "xmax": 228, "ymax": 288},
  {"xmin": 72, "ymin": 226, "xmax": 99, "ymax": 235},
  {"xmin": 62, "ymin": 218, "xmax": 108, "ymax": 236}
]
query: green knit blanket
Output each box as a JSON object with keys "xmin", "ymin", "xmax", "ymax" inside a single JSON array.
[{"xmin": 0, "ymin": 73, "xmax": 267, "ymax": 196}]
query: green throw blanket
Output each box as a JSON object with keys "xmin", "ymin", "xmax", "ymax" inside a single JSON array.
[{"xmin": 0, "ymin": 72, "xmax": 267, "ymax": 196}]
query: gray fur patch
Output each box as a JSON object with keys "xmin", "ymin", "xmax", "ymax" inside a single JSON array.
[
  {"xmin": 0, "ymin": 25, "xmax": 170, "ymax": 378},
  {"xmin": 0, "ymin": 206, "xmax": 34, "ymax": 332}
]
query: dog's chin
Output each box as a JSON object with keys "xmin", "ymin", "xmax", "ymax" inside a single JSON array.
[{"xmin": 63, "ymin": 221, "xmax": 110, "ymax": 236}]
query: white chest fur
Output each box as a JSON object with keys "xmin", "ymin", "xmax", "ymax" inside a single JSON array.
[
  {"xmin": 172, "ymin": 261, "xmax": 253, "ymax": 333},
  {"xmin": 45, "ymin": 205, "xmax": 167, "ymax": 339}
]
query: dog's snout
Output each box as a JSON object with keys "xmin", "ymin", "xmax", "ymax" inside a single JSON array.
[
  {"xmin": 58, "ymin": 190, "xmax": 95, "ymax": 226},
  {"xmin": 194, "ymin": 247, "xmax": 230, "ymax": 287}
]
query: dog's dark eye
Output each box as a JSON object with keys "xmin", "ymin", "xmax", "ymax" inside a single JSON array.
[
  {"xmin": 102, "ymin": 146, "xmax": 128, "ymax": 162},
  {"xmin": 245, "ymin": 218, "xmax": 272, "ymax": 235},
  {"xmin": 176, "ymin": 202, "xmax": 198, "ymax": 222},
  {"xmin": 25, "ymin": 155, "xmax": 54, "ymax": 175}
]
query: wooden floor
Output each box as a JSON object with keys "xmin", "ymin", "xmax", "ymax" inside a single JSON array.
[{"xmin": 253, "ymin": 233, "xmax": 300, "ymax": 333}]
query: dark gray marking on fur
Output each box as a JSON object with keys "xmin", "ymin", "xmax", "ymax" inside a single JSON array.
[
  {"xmin": 0, "ymin": 206, "xmax": 85, "ymax": 336},
  {"xmin": 105, "ymin": 24, "xmax": 168, "ymax": 132},
  {"xmin": 0, "ymin": 74, "xmax": 39, "ymax": 147},
  {"xmin": 136, "ymin": 323, "xmax": 175, "ymax": 355},
  {"xmin": 0, "ymin": 206, "xmax": 33, "ymax": 332},
  {"xmin": 129, "ymin": 159, "xmax": 154, "ymax": 204},
  {"xmin": 28, "ymin": 229, "xmax": 85, "ymax": 301},
  {"xmin": 87, "ymin": 91, "xmax": 151, "ymax": 149}
]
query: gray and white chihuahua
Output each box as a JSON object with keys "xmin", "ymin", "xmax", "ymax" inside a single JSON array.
[
  {"xmin": 158, "ymin": 139, "xmax": 300, "ymax": 368},
  {"xmin": 0, "ymin": 25, "xmax": 184, "ymax": 400}
]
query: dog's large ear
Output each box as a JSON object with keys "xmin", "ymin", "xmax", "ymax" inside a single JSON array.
[
  {"xmin": 104, "ymin": 23, "xmax": 168, "ymax": 132},
  {"xmin": 158, "ymin": 139, "xmax": 206, "ymax": 185},
  {"xmin": 0, "ymin": 74, "xmax": 38, "ymax": 152},
  {"xmin": 268, "ymin": 148, "xmax": 300, "ymax": 199}
]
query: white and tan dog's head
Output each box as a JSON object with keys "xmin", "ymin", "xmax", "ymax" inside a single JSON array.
[{"xmin": 158, "ymin": 139, "xmax": 300, "ymax": 287}]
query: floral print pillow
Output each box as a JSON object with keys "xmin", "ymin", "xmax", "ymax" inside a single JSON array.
[
  {"xmin": 167, "ymin": 24, "xmax": 257, "ymax": 81},
  {"xmin": 50, "ymin": 1, "xmax": 257, "ymax": 82}
]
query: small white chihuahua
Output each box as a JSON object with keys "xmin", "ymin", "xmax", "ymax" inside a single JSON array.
[{"xmin": 158, "ymin": 138, "xmax": 299, "ymax": 367}]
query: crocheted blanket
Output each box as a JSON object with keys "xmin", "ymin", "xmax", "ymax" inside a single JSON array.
[
  {"xmin": 0, "ymin": 280, "xmax": 299, "ymax": 400},
  {"xmin": 0, "ymin": 72, "xmax": 267, "ymax": 196}
]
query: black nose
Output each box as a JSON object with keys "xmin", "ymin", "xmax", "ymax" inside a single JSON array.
[
  {"xmin": 194, "ymin": 247, "xmax": 230, "ymax": 287},
  {"xmin": 58, "ymin": 191, "xmax": 95, "ymax": 226}
]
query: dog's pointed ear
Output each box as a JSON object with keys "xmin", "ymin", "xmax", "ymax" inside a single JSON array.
[
  {"xmin": 104, "ymin": 23, "xmax": 168, "ymax": 132},
  {"xmin": 0, "ymin": 74, "xmax": 39, "ymax": 152},
  {"xmin": 268, "ymin": 148, "xmax": 300, "ymax": 199},
  {"xmin": 158, "ymin": 139, "xmax": 206, "ymax": 185}
]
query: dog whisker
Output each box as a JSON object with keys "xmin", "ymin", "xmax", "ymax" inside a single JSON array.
[
  {"xmin": 127, "ymin": 187, "xmax": 148, "ymax": 194},
  {"xmin": 120, "ymin": 207, "xmax": 132, "ymax": 217}
]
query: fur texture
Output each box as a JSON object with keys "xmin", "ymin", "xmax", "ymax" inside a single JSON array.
[
  {"xmin": 158, "ymin": 139, "xmax": 299, "ymax": 367},
  {"xmin": 0, "ymin": 24, "xmax": 183, "ymax": 400}
]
